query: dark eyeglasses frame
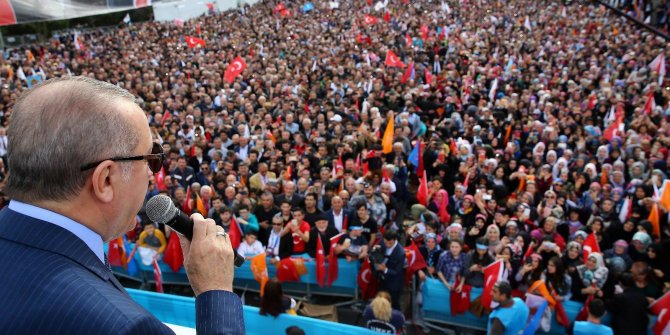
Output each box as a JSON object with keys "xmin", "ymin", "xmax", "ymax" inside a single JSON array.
[{"xmin": 80, "ymin": 142, "xmax": 165, "ymax": 173}]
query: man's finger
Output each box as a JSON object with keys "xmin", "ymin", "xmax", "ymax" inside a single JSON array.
[
  {"xmin": 205, "ymin": 218, "xmax": 218, "ymax": 239},
  {"xmin": 190, "ymin": 213, "xmax": 207, "ymax": 241},
  {"xmin": 177, "ymin": 232, "xmax": 191, "ymax": 260}
]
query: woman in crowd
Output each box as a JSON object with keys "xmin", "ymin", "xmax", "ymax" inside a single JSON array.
[
  {"xmin": 571, "ymin": 253, "xmax": 609, "ymax": 302},
  {"xmin": 463, "ymin": 238, "xmax": 494, "ymax": 288},
  {"xmin": 362, "ymin": 291, "xmax": 405, "ymax": 334},
  {"xmin": 259, "ymin": 279, "xmax": 296, "ymax": 318},
  {"xmin": 542, "ymin": 256, "xmax": 572, "ymax": 301},
  {"xmin": 419, "ymin": 233, "xmax": 443, "ymax": 279},
  {"xmin": 437, "ymin": 239, "xmax": 466, "ymax": 291}
]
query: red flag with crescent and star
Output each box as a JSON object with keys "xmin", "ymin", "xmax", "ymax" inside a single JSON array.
[
  {"xmin": 363, "ymin": 14, "xmax": 378, "ymax": 25},
  {"xmin": 185, "ymin": 36, "xmax": 206, "ymax": 48},
  {"xmin": 357, "ymin": 258, "xmax": 379, "ymax": 299},
  {"xmin": 385, "ymin": 50, "xmax": 405, "ymax": 68},
  {"xmin": 224, "ymin": 56, "xmax": 248, "ymax": 83}
]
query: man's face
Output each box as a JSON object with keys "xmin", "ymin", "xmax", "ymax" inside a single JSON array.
[
  {"xmin": 331, "ymin": 197, "xmax": 343, "ymax": 211},
  {"xmin": 284, "ymin": 183, "xmax": 295, "ymax": 195},
  {"xmin": 262, "ymin": 195, "xmax": 273, "ymax": 208},
  {"xmin": 177, "ymin": 158, "xmax": 186, "ymax": 169},
  {"xmin": 240, "ymin": 209, "xmax": 249, "ymax": 219},
  {"xmin": 316, "ymin": 220, "xmax": 328, "ymax": 232},
  {"xmin": 292, "ymin": 211, "xmax": 304, "ymax": 221},
  {"xmin": 272, "ymin": 219, "xmax": 284, "ymax": 232},
  {"xmin": 364, "ymin": 186, "xmax": 374, "ymax": 198},
  {"xmin": 491, "ymin": 286, "xmax": 503, "ymax": 303},
  {"xmin": 305, "ymin": 196, "xmax": 316, "ymax": 209},
  {"xmin": 383, "ymin": 238, "xmax": 395, "ymax": 249}
]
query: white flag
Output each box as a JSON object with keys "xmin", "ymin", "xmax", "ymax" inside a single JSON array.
[
  {"xmin": 524, "ymin": 16, "xmax": 532, "ymax": 32},
  {"xmin": 561, "ymin": 6, "xmax": 567, "ymax": 17},
  {"xmin": 649, "ymin": 53, "xmax": 666, "ymax": 85},
  {"xmin": 123, "ymin": 13, "xmax": 131, "ymax": 25},
  {"xmin": 489, "ymin": 78, "xmax": 498, "ymax": 102},
  {"xmin": 17, "ymin": 66, "xmax": 26, "ymax": 81},
  {"xmin": 73, "ymin": 31, "xmax": 82, "ymax": 50}
]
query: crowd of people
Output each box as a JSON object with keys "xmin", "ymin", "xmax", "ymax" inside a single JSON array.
[{"xmin": 2, "ymin": 0, "xmax": 670, "ymax": 333}]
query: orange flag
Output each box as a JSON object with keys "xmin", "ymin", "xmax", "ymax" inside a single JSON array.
[
  {"xmin": 381, "ymin": 113, "xmax": 395, "ymax": 154},
  {"xmin": 659, "ymin": 181, "xmax": 670, "ymax": 211},
  {"xmin": 503, "ymin": 124, "xmax": 513, "ymax": 145},
  {"xmin": 649, "ymin": 203, "xmax": 661, "ymax": 238},
  {"xmin": 529, "ymin": 280, "xmax": 556, "ymax": 307},
  {"xmin": 196, "ymin": 193, "xmax": 207, "ymax": 216},
  {"xmin": 600, "ymin": 168, "xmax": 608, "ymax": 186},
  {"xmin": 251, "ymin": 254, "xmax": 269, "ymax": 296}
]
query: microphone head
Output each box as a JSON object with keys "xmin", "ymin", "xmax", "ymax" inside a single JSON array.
[{"xmin": 146, "ymin": 194, "xmax": 178, "ymax": 225}]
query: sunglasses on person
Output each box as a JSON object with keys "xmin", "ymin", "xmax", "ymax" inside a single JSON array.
[{"xmin": 80, "ymin": 142, "xmax": 165, "ymax": 174}]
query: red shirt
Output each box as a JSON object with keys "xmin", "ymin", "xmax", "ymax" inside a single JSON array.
[{"xmin": 291, "ymin": 220, "xmax": 311, "ymax": 253}]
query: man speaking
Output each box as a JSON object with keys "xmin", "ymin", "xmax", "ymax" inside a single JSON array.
[{"xmin": 0, "ymin": 77, "xmax": 244, "ymax": 334}]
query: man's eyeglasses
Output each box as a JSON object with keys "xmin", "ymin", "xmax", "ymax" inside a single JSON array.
[{"xmin": 80, "ymin": 142, "xmax": 165, "ymax": 174}]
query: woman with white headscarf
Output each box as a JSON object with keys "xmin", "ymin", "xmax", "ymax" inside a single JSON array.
[{"xmin": 571, "ymin": 252, "xmax": 609, "ymax": 302}]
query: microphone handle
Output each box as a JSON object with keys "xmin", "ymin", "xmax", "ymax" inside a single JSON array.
[{"xmin": 166, "ymin": 209, "xmax": 245, "ymax": 267}]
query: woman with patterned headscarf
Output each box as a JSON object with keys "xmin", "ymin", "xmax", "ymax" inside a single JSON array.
[{"xmin": 572, "ymin": 252, "xmax": 609, "ymax": 302}]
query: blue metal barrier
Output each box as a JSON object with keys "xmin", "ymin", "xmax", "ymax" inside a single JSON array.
[
  {"xmin": 127, "ymin": 288, "xmax": 379, "ymax": 335},
  {"xmin": 107, "ymin": 243, "xmax": 360, "ymax": 297},
  {"xmin": 420, "ymin": 278, "xmax": 658, "ymax": 335}
]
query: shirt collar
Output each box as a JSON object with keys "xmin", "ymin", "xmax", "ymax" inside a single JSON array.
[{"xmin": 9, "ymin": 200, "xmax": 105, "ymax": 264}]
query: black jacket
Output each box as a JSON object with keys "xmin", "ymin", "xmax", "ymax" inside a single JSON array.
[{"xmin": 607, "ymin": 288, "xmax": 649, "ymax": 335}]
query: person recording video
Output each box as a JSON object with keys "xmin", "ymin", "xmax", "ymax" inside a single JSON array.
[{"xmin": 370, "ymin": 230, "xmax": 406, "ymax": 309}]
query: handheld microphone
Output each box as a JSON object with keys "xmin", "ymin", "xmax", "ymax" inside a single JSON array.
[{"xmin": 146, "ymin": 194, "xmax": 245, "ymax": 267}]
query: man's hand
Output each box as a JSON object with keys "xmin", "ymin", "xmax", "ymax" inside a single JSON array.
[{"xmin": 179, "ymin": 214, "xmax": 235, "ymax": 296}]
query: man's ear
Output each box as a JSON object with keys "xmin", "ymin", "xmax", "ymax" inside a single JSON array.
[{"xmin": 90, "ymin": 161, "xmax": 115, "ymax": 203}]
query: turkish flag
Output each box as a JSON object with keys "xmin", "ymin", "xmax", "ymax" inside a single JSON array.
[
  {"xmin": 644, "ymin": 90, "xmax": 656, "ymax": 115},
  {"xmin": 576, "ymin": 291, "xmax": 595, "ymax": 321},
  {"xmin": 357, "ymin": 259, "xmax": 379, "ymax": 299},
  {"xmin": 405, "ymin": 33, "xmax": 412, "ymax": 47},
  {"xmin": 229, "ymin": 217, "xmax": 242, "ymax": 250},
  {"xmin": 450, "ymin": 277, "xmax": 471, "ymax": 315},
  {"xmin": 273, "ymin": 2, "xmax": 285, "ymax": 13},
  {"xmin": 277, "ymin": 258, "xmax": 300, "ymax": 282},
  {"xmin": 335, "ymin": 154, "xmax": 344, "ymax": 179},
  {"xmin": 153, "ymin": 258, "xmax": 164, "ymax": 293},
  {"xmin": 185, "ymin": 36, "xmax": 206, "ymax": 48},
  {"xmin": 316, "ymin": 235, "xmax": 326, "ymax": 287},
  {"xmin": 425, "ymin": 68, "xmax": 433, "ymax": 85},
  {"xmin": 0, "ymin": 0, "xmax": 17, "ymax": 26},
  {"xmin": 404, "ymin": 241, "xmax": 427, "ymax": 283},
  {"xmin": 182, "ymin": 186, "xmax": 192, "ymax": 215},
  {"xmin": 383, "ymin": 11, "xmax": 391, "ymax": 22},
  {"xmin": 155, "ymin": 166, "xmax": 167, "ymax": 191},
  {"xmin": 420, "ymin": 24, "xmax": 429, "ymax": 40},
  {"xmin": 279, "ymin": 8, "xmax": 291, "ymax": 17},
  {"xmin": 163, "ymin": 232, "xmax": 184, "ymax": 272},
  {"xmin": 651, "ymin": 291, "xmax": 670, "ymax": 335},
  {"xmin": 481, "ymin": 260, "xmax": 504, "ymax": 309},
  {"xmin": 582, "ymin": 232, "xmax": 600, "ymax": 263},
  {"xmin": 385, "ymin": 50, "xmax": 405, "ymax": 68},
  {"xmin": 401, "ymin": 62, "xmax": 414, "ymax": 84},
  {"xmin": 107, "ymin": 238, "xmax": 125, "ymax": 267},
  {"xmin": 327, "ymin": 233, "xmax": 345, "ymax": 287},
  {"xmin": 416, "ymin": 172, "xmax": 428, "ymax": 206},
  {"xmin": 363, "ymin": 14, "xmax": 378, "ymax": 25},
  {"xmin": 224, "ymin": 56, "xmax": 248, "ymax": 83}
]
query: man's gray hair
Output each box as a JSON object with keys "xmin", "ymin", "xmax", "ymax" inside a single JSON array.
[{"xmin": 6, "ymin": 76, "xmax": 141, "ymax": 203}]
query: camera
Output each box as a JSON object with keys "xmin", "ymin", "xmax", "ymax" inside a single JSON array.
[{"xmin": 368, "ymin": 247, "xmax": 385, "ymax": 269}]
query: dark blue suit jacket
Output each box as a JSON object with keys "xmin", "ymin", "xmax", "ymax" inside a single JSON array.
[
  {"xmin": 379, "ymin": 243, "xmax": 406, "ymax": 293},
  {"xmin": 0, "ymin": 208, "xmax": 245, "ymax": 334}
]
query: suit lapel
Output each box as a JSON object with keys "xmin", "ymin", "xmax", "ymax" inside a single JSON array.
[{"xmin": 0, "ymin": 208, "xmax": 128, "ymax": 295}]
